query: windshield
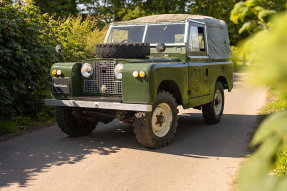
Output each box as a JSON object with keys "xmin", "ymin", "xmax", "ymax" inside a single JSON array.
[
  {"xmin": 107, "ymin": 26, "xmax": 145, "ymax": 43},
  {"xmin": 145, "ymin": 24, "xmax": 185, "ymax": 44},
  {"xmin": 107, "ymin": 23, "xmax": 185, "ymax": 44}
]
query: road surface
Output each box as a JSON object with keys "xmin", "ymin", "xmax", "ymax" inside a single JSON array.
[{"xmin": 0, "ymin": 73, "xmax": 266, "ymax": 191}]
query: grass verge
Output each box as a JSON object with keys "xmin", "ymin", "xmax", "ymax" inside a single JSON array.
[
  {"xmin": 258, "ymin": 86, "xmax": 287, "ymax": 177},
  {"xmin": 0, "ymin": 105, "xmax": 56, "ymax": 137}
]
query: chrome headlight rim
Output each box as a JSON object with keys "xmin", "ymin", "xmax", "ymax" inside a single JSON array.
[
  {"xmin": 81, "ymin": 63, "xmax": 93, "ymax": 78},
  {"xmin": 114, "ymin": 63, "xmax": 124, "ymax": 80}
]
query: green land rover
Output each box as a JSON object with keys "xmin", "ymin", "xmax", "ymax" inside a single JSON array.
[{"xmin": 45, "ymin": 14, "xmax": 233, "ymax": 148}]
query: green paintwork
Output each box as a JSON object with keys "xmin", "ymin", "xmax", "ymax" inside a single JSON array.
[
  {"xmin": 182, "ymin": 61, "xmax": 233, "ymax": 109},
  {"xmin": 122, "ymin": 63, "xmax": 152, "ymax": 103},
  {"xmin": 149, "ymin": 63, "xmax": 189, "ymax": 103},
  {"xmin": 50, "ymin": 62, "xmax": 81, "ymax": 99},
  {"xmin": 188, "ymin": 64, "xmax": 210, "ymax": 98},
  {"xmin": 150, "ymin": 46, "xmax": 187, "ymax": 63},
  {"xmin": 187, "ymin": 51, "xmax": 208, "ymax": 57}
]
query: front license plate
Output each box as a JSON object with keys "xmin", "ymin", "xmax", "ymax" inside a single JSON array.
[{"xmin": 52, "ymin": 77, "xmax": 70, "ymax": 94}]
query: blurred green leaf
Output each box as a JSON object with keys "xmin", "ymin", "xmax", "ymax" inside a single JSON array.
[
  {"xmin": 239, "ymin": 20, "xmax": 256, "ymax": 34},
  {"xmin": 251, "ymin": 111, "xmax": 287, "ymax": 146},
  {"xmin": 234, "ymin": 7, "xmax": 287, "ymax": 191},
  {"xmin": 258, "ymin": 10, "xmax": 276, "ymax": 21}
]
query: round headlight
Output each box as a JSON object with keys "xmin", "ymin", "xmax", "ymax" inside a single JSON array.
[
  {"xmin": 114, "ymin": 63, "xmax": 124, "ymax": 80},
  {"xmin": 81, "ymin": 63, "xmax": 93, "ymax": 78}
]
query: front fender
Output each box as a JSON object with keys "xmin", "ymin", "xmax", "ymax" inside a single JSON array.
[
  {"xmin": 122, "ymin": 63, "xmax": 152, "ymax": 103},
  {"xmin": 122, "ymin": 63, "xmax": 189, "ymax": 104},
  {"xmin": 149, "ymin": 63, "xmax": 189, "ymax": 103},
  {"xmin": 50, "ymin": 62, "xmax": 81, "ymax": 99}
]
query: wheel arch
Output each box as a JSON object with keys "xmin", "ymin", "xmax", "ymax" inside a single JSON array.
[
  {"xmin": 216, "ymin": 76, "xmax": 228, "ymax": 90},
  {"xmin": 157, "ymin": 80, "xmax": 183, "ymax": 105}
]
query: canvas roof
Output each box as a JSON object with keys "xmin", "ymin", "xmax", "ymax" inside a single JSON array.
[
  {"xmin": 112, "ymin": 14, "xmax": 230, "ymax": 60},
  {"xmin": 113, "ymin": 14, "xmax": 228, "ymax": 28}
]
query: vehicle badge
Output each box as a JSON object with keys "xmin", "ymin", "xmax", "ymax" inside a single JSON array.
[{"xmin": 101, "ymin": 85, "xmax": 107, "ymax": 92}]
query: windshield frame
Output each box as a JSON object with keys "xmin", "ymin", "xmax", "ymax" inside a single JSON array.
[{"xmin": 104, "ymin": 22, "xmax": 188, "ymax": 46}]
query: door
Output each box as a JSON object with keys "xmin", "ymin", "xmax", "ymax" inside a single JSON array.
[{"xmin": 187, "ymin": 22, "xmax": 211, "ymax": 99}]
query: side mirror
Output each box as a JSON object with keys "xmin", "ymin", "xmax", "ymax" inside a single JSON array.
[
  {"xmin": 55, "ymin": 44, "xmax": 66, "ymax": 62},
  {"xmin": 152, "ymin": 42, "xmax": 166, "ymax": 63},
  {"xmin": 156, "ymin": 42, "xmax": 166, "ymax": 52},
  {"xmin": 55, "ymin": 44, "xmax": 62, "ymax": 53}
]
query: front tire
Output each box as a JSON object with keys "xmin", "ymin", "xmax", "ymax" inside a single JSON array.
[
  {"xmin": 202, "ymin": 81, "xmax": 224, "ymax": 124},
  {"xmin": 133, "ymin": 90, "xmax": 179, "ymax": 148},
  {"xmin": 56, "ymin": 106, "xmax": 97, "ymax": 137}
]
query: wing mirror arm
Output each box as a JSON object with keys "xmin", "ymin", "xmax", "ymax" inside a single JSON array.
[{"xmin": 152, "ymin": 42, "xmax": 166, "ymax": 63}]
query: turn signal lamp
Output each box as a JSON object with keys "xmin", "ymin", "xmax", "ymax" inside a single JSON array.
[
  {"xmin": 139, "ymin": 70, "xmax": 145, "ymax": 78},
  {"xmin": 133, "ymin": 71, "xmax": 138, "ymax": 77},
  {"xmin": 57, "ymin": 70, "xmax": 62, "ymax": 75},
  {"xmin": 52, "ymin": 70, "xmax": 57, "ymax": 76}
]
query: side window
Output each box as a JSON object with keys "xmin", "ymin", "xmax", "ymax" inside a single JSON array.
[
  {"xmin": 189, "ymin": 25, "xmax": 205, "ymax": 52},
  {"xmin": 189, "ymin": 26, "xmax": 199, "ymax": 51}
]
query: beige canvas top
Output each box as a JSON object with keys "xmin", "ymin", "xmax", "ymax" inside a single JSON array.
[
  {"xmin": 112, "ymin": 14, "xmax": 230, "ymax": 60},
  {"xmin": 113, "ymin": 14, "xmax": 227, "ymax": 28}
]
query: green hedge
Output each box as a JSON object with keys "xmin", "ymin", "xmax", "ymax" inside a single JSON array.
[
  {"xmin": 0, "ymin": 2, "xmax": 59, "ymax": 119},
  {"xmin": 0, "ymin": 2, "xmax": 109, "ymax": 120}
]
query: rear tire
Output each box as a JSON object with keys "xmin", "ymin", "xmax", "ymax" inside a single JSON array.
[
  {"xmin": 133, "ymin": 90, "xmax": 179, "ymax": 148},
  {"xmin": 56, "ymin": 106, "xmax": 97, "ymax": 137},
  {"xmin": 202, "ymin": 81, "xmax": 224, "ymax": 124}
]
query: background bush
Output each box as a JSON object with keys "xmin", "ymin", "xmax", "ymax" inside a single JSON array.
[{"xmin": 53, "ymin": 14, "xmax": 108, "ymax": 62}]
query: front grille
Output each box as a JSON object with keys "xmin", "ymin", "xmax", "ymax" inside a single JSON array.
[{"xmin": 84, "ymin": 61, "xmax": 122, "ymax": 94}]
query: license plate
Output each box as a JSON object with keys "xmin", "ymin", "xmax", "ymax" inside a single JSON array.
[{"xmin": 52, "ymin": 78, "xmax": 70, "ymax": 94}]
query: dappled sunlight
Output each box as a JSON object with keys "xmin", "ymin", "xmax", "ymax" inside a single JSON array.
[{"xmin": 1, "ymin": 112, "xmax": 259, "ymax": 188}]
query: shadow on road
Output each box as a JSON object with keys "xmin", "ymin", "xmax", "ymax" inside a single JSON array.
[{"xmin": 0, "ymin": 112, "xmax": 256, "ymax": 188}]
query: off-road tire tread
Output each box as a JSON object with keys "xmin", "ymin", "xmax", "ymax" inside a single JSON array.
[
  {"xmin": 96, "ymin": 43, "xmax": 150, "ymax": 58},
  {"xmin": 202, "ymin": 81, "xmax": 224, "ymax": 124},
  {"xmin": 133, "ymin": 90, "xmax": 178, "ymax": 148},
  {"xmin": 56, "ymin": 106, "xmax": 97, "ymax": 137}
]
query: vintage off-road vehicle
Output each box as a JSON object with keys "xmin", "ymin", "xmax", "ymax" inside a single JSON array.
[{"xmin": 45, "ymin": 14, "xmax": 233, "ymax": 148}]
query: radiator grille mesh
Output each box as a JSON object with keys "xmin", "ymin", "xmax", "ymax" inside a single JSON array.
[{"xmin": 84, "ymin": 61, "xmax": 122, "ymax": 94}]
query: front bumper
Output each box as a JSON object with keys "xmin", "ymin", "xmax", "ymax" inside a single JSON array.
[{"xmin": 45, "ymin": 99, "xmax": 152, "ymax": 112}]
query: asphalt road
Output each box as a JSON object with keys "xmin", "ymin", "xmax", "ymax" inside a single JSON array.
[{"xmin": 0, "ymin": 73, "xmax": 267, "ymax": 191}]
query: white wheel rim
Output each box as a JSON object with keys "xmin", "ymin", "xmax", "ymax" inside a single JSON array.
[
  {"xmin": 214, "ymin": 90, "xmax": 222, "ymax": 115},
  {"xmin": 151, "ymin": 103, "xmax": 172, "ymax": 137}
]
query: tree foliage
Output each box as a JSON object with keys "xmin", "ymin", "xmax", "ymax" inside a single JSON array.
[
  {"xmin": 78, "ymin": 0, "xmax": 193, "ymax": 23},
  {"xmin": 231, "ymin": 0, "xmax": 277, "ymax": 34},
  {"xmin": 27, "ymin": 0, "xmax": 287, "ymax": 45},
  {"xmin": 32, "ymin": 0, "xmax": 78, "ymax": 19}
]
